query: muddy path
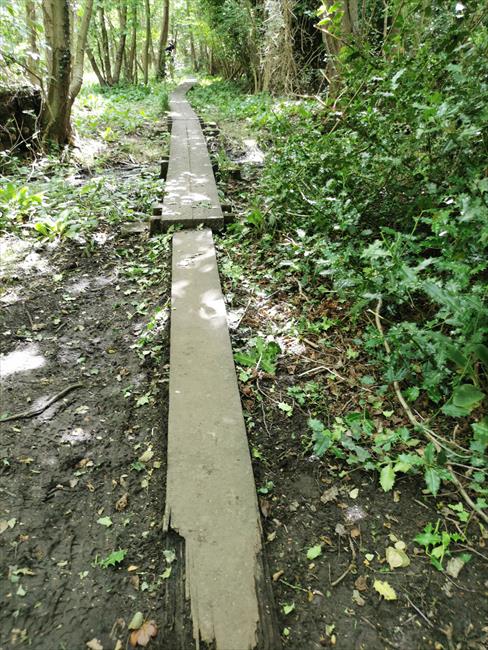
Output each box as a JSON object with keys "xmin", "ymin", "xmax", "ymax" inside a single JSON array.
[{"xmin": 0, "ymin": 176, "xmax": 173, "ymax": 649}]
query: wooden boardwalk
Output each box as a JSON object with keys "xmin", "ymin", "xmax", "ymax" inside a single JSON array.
[
  {"xmin": 151, "ymin": 81, "xmax": 224, "ymax": 233},
  {"xmin": 160, "ymin": 83, "xmax": 280, "ymax": 649}
]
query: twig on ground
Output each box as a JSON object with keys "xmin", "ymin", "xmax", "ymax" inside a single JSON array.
[
  {"xmin": 0, "ymin": 384, "xmax": 83, "ymax": 423},
  {"xmin": 374, "ymin": 298, "xmax": 488, "ymax": 526},
  {"xmin": 235, "ymin": 296, "xmax": 253, "ymax": 330},
  {"xmin": 405, "ymin": 595, "xmax": 434, "ymax": 628}
]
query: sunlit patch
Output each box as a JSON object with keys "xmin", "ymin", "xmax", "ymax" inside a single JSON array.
[
  {"xmin": 60, "ymin": 427, "xmax": 92, "ymax": 445},
  {"xmin": 0, "ymin": 343, "xmax": 46, "ymax": 378},
  {"xmin": 0, "ymin": 234, "xmax": 52, "ymax": 279},
  {"xmin": 67, "ymin": 278, "xmax": 91, "ymax": 295},
  {"xmin": 0, "ymin": 290, "xmax": 21, "ymax": 305},
  {"xmin": 239, "ymin": 139, "xmax": 265, "ymax": 164}
]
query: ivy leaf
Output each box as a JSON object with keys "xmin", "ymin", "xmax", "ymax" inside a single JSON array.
[{"xmin": 380, "ymin": 465, "xmax": 395, "ymax": 492}]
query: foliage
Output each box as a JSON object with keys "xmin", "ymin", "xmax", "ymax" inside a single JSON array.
[{"xmin": 199, "ymin": 3, "xmax": 487, "ymax": 506}]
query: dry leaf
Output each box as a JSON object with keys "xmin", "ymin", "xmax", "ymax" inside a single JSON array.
[
  {"xmin": 259, "ymin": 497, "xmax": 271, "ymax": 518},
  {"xmin": 86, "ymin": 639, "xmax": 103, "ymax": 650},
  {"xmin": 352, "ymin": 589, "xmax": 365, "ymax": 606},
  {"xmin": 129, "ymin": 621, "xmax": 158, "ymax": 647},
  {"xmin": 129, "ymin": 575, "xmax": 140, "ymax": 591},
  {"xmin": 446, "ymin": 557, "xmax": 465, "ymax": 579},
  {"xmin": 320, "ymin": 485, "xmax": 339, "ymax": 504},
  {"xmin": 385, "ymin": 546, "xmax": 410, "ymax": 569},
  {"xmin": 115, "ymin": 493, "xmax": 129, "ymax": 512},
  {"xmin": 373, "ymin": 579, "xmax": 397, "ymax": 601},
  {"xmin": 114, "ymin": 642, "xmax": 123, "ymax": 650},
  {"xmin": 272, "ymin": 569, "xmax": 284, "ymax": 582},
  {"xmin": 350, "ymin": 527, "xmax": 361, "ymax": 538},
  {"xmin": 354, "ymin": 575, "xmax": 368, "ymax": 592}
]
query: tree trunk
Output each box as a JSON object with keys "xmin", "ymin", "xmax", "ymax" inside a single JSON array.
[
  {"xmin": 41, "ymin": 0, "xmax": 72, "ymax": 145},
  {"xmin": 99, "ymin": 6, "xmax": 113, "ymax": 84},
  {"xmin": 126, "ymin": 4, "xmax": 137, "ymax": 83},
  {"xmin": 143, "ymin": 0, "xmax": 150, "ymax": 84},
  {"xmin": 112, "ymin": 0, "xmax": 127, "ymax": 84},
  {"xmin": 69, "ymin": 0, "xmax": 93, "ymax": 106},
  {"xmin": 156, "ymin": 0, "xmax": 170, "ymax": 79},
  {"xmin": 25, "ymin": 0, "xmax": 40, "ymax": 85},
  {"xmin": 87, "ymin": 46, "xmax": 107, "ymax": 85}
]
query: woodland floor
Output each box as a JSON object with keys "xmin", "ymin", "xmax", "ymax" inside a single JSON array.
[{"xmin": 1, "ymin": 83, "xmax": 487, "ymax": 650}]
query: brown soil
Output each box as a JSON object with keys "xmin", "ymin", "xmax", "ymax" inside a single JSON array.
[{"xmin": 0, "ymin": 201, "xmax": 172, "ymax": 650}]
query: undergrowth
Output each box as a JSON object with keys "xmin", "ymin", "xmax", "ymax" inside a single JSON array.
[{"xmin": 192, "ymin": 6, "xmax": 488, "ymax": 519}]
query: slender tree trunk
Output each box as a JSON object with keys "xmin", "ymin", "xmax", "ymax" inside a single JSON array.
[
  {"xmin": 156, "ymin": 0, "xmax": 170, "ymax": 79},
  {"xmin": 25, "ymin": 0, "xmax": 40, "ymax": 85},
  {"xmin": 143, "ymin": 0, "xmax": 150, "ymax": 84},
  {"xmin": 112, "ymin": 0, "xmax": 127, "ymax": 84},
  {"xmin": 87, "ymin": 46, "xmax": 107, "ymax": 85},
  {"xmin": 69, "ymin": 0, "xmax": 94, "ymax": 106},
  {"xmin": 99, "ymin": 6, "xmax": 113, "ymax": 84},
  {"xmin": 41, "ymin": 0, "xmax": 72, "ymax": 145},
  {"xmin": 127, "ymin": 4, "xmax": 137, "ymax": 83}
]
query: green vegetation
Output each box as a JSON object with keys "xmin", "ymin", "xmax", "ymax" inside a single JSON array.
[{"xmin": 191, "ymin": 2, "xmax": 487, "ymax": 519}]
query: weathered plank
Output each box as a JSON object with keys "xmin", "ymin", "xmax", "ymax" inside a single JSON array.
[
  {"xmin": 164, "ymin": 229, "xmax": 281, "ymax": 650},
  {"xmin": 151, "ymin": 82, "xmax": 224, "ymax": 233}
]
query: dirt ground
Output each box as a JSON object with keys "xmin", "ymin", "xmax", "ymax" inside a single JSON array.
[
  {"xmin": 0, "ymin": 152, "xmax": 173, "ymax": 648},
  {"xmin": 1, "ymin": 93, "xmax": 487, "ymax": 650}
]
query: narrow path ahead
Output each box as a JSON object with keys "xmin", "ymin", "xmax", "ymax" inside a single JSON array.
[
  {"xmin": 161, "ymin": 83, "xmax": 280, "ymax": 649},
  {"xmin": 151, "ymin": 80, "xmax": 224, "ymax": 232}
]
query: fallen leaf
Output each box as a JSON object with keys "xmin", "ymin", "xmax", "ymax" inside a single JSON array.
[
  {"xmin": 163, "ymin": 549, "xmax": 176, "ymax": 564},
  {"xmin": 282, "ymin": 603, "xmax": 295, "ymax": 615},
  {"xmin": 306, "ymin": 544, "xmax": 322, "ymax": 560},
  {"xmin": 129, "ymin": 620, "xmax": 158, "ymax": 647},
  {"xmin": 446, "ymin": 556, "xmax": 466, "ymax": 579},
  {"xmin": 114, "ymin": 642, "xmax": 123, "ymax": 650},
  {"xmin": 259, "ymin": 497, "xmax": 271, "ymax": 518},
  {"xmin": 97, "ymin": 517, "xmax": 113, "ymax": 528},
  {"xmin": 374, "ymin": 579, "xmax": 397, "ymax": 601},
  {"xmin": 349, "ymin": 488, "xmax": 359, "ymax": 499},
  {"xmin": 350, "ymin": 527, "xmax": 361, "ymax": 538},
  {"xmin": 385, "ymin": 546, "xmax": 410, "ymax": 569},
  {"xmin": 128, "ymin": 612, "xmax": 144, "ymax": 630},
  {"xmin": 127, "ymin": 565, "xmax": 139, "ymax": 572},
  {"xmin": 0, "ymin": 518, "xmax": 16, "ymax": 534},
  {"xmin": 115, "ymin": 494, "xmax": 129, "ymax": 512},
  {"xmin": 138, "ymin": 449, "xmax": 154, "ymax": 463},
  {"xmin": 352, "ymin": 589, "xmax": 365, "ymax": 606},
  {"xmin": 354, "ymin": 575, "xmax": 368, "ymax": 592},
  {"xmin": 86, "ymin": 639, "xmax": 103, "ymax": 650},
  {"xmin": 320, "ymin": 485, "xmax": 339, "ymax": 504},
  {"xmin": 267, "ymin": 531, "xmax": 276, "ymax": 542},
  {"xmin": 129, "ymin": 575, "xmax": 140, "ymax": 590},
  {"xmin": 335, "ymin": 523, "xmax": 347, "ymax": 537},
  {"xmin": 273, "ymin": 569, "xmax": 284, "ymax": 582}
]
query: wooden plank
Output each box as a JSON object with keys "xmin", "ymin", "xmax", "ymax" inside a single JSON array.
[{"xmin": 164, "ymin": 229, "xmax": 280, "ymax": 650}]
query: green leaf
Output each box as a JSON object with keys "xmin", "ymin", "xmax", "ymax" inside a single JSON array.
[
  {"xmin": 424, "ymin": 467, "xmax": 441, "ymax": 495},
  {"xmin": 473, "ymin": 344, "xmax": 488, "ymax": 368},
  {"xmin": 452, "ymin": 384, "xmax": 484, "ymax": 411},
  {"xmin": 97, "ymin": 516, "xmax": 113, "ymax": 527},
  {"xmin": 306, "ymin": 545, "xmax": 322, "ymax": 560},
  {"xmin": 282, "ymin": 602, "xmax": 295, "ymax": 615},
  {"xmin": 380, "ymin": 465, "xmax": 395, "ymax": 492}
]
